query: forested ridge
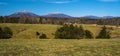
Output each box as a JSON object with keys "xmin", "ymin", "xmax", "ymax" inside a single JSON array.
[{"xmin": 0, "ymin": 16, "xmax": 120, "ymax": 26}]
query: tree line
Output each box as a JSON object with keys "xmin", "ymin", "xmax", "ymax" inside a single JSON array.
[{"xmin": 0, "ymin": 16, "xmax": 120, "ymax": 26}]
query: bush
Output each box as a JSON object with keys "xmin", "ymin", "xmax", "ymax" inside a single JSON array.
[
  {"xmin": 36, "ymin": 32, "xmax": 40, "ymax": 36},
  {"xmin": 0, "ymin": 27, "xmax": 13, "ymax": 39},
  {"xmin": 96, "ymin": 26, "xmax": 111, "ymax": 39},
  {"xmin": 55, "ymin": 24, "xmax": 86, "ymax": 39},
  {"xmin": 0, "ymin": 27, "xmax": 3, "ymax": 38},
  {"xmin": 39, "ymin": 33, "xmax": 47, "ymax": 39}
]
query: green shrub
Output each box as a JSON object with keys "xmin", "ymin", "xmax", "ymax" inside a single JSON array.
[
  {"xmin": 0, "ymin": 27, "xmax": 3, "ymax": 38},
  {"xmin": 39, "ymin": 33, "xmax": 47, "ymax": 39},
  {"xmin": 55, "ymin": 24, "xmax": 85, "ymax": 39},
  {"xmin": 85, "ymin": 30, "xmax": 93, "ymax": 39},
  {"xmin": 0, "ymin": 27, "xmax": 13, "ymax": 39},
  {"xmin": 36, "ymin": 32, "xmax": 40, "ymax": 36}
]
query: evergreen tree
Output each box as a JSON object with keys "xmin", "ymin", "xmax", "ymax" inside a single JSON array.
[
  {"xmin": 85, "ymin": 30, "xmax": 93, "ymax": 39},
  {"xmin": 96, "ymin": 26, "xmax": 111, "ymax": 39},
  {"xmin": 0, "ymin": 16, "xmax": 3, "ymax": 23},
  {"xmin": 25, "ymin": 18, "xmax": 30, "ymax": 23},
  {"xmin": 39, "ymin": 17, "xmax": 43, "ymax": 24},
  {"xmin": 78, "ymin": 25, "xmax": 85, "ymax": 39},
  {"xmin": 55, "ymin": 24, "xmax": 85, "ymax": 39},
  {"xmin": 55, "ymin": 24, "xmax": 68, "ymax": 39}
]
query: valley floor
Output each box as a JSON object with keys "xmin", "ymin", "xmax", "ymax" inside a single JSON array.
[{"xmin": 0, "ymin": 39, "xmax": 120, "ymax": 56}]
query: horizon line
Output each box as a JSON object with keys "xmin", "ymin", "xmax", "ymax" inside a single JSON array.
[{"xmin": 0, "ymin": 11, "xmax": 119, "ymax": 17}]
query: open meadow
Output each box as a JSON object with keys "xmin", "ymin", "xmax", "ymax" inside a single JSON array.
[
  {"xmin": 0, "ymin": 39, "xmax": 120, "ymax": 56},
  {"xmin": 0, "ymin": 23, "xmax": 120, "ymax": 39},
  {"xmin": 0, "ymin": 23, "xmax": 120, "ymax": 56}
]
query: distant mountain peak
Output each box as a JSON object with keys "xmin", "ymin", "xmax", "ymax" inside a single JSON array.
[
  {"xmin": 21, "ymin": 10, "xmax": 28, "ymax": 12},
  {"xmin": 50, "ymin": 12, "xmax": 62, "ymax": 14},
  {"xmin": 42, "ymin": 13, "xmax": 73, "ymax": 18},
  {"xmin": 8, "ymin": 11, "xmax": 39, "ymax": 17},
  {"xmin": 15, "ymin": 10, "xmax": 32, "ymax": 14}
]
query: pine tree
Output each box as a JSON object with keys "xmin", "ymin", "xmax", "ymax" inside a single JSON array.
[
  {"xmin": 55, "ymin": 24, "xmax": 86, "ymax": 39},
  {"xmin": 96, "ymin": 26, "xmax": 111, "ymax": 39},
  {"xmin": 39, "ymin": 17, "xmax": 43, "ymax": 24},
  {"xmin": 78, "ymin": 25, "xmax": 85, "ymax": 39},
  {"xmin": 0, "ymin": 16, "xmax": 3, "ymax": 23}
]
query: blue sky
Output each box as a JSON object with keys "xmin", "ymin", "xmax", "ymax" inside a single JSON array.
[{"xmin": 0, "ymin": 0, "xmax": 120, "ymax": 17}]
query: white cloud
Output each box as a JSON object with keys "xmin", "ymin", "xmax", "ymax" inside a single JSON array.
[
  {"xmin": 99, "ymin": 0, "xmax": 119, "ymax": 2},
  {"xmin": 0, "ymin": 2, "xmax": 7, "ymax": 5},
  {"xmin": 48, "ymin": 1, "xmax": 72, "ymax": 4},
  {"xmin": 41, "ymin": 0, "xmax": 78, "ymax": 4}
]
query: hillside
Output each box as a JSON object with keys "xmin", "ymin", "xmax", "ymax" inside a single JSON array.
[{"xmin": 0, "ymin": 23, "xmax": 120, "ymax": 39}]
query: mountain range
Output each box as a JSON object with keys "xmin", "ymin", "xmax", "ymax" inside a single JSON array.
[
  {"xmin": 83, "ymin": 16, "xmax": 115, "ymax": 19},
  {"xmin": 8, "ymin": 11, "xmax": 117, "ymax": 19}
]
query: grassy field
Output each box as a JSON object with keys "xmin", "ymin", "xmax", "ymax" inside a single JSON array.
[
  {"xmin": 0, "ymin": 23, "xmax": 120, "ymax": 56},
  {"xmin": 0, "ymin": 23, "xmax": 60, "ymax": 39},
  {"xmin": 0, "ymin": 39, "xmax": 120, "ymax": 56},
  {"xmin": 0, "ymin": 23, "xmax": 120, "ymax": 39}
]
